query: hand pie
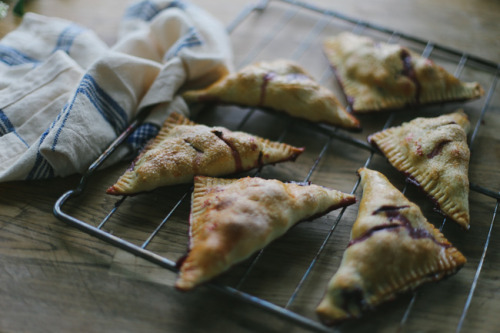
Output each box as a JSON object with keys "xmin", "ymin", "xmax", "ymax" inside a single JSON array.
[
  {"xmin": 316, "ymin": 168, "xmax": 466, "ymax": 325},
  {"xmin": 323, "ymin": 32, "xmax": 484, "ymax": 112},
  {"xmin": 175, "ymin": 176, "xmax": 357, "ymax": 291},
  {"xmin": 368, "ymin": 110, "xmax": 471, "ymax": 229},
  {"xmin": 182, "ymin": 59, "xmax": 361, "ymax": 130},
  {"xmin": 106, "ymin": 113, "xmax": 304, "ymax": 195}
]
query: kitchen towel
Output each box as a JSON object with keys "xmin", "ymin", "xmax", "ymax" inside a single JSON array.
[{"xmin": 0, "ymin": 0, "xmax": 233, "ymax": 182}]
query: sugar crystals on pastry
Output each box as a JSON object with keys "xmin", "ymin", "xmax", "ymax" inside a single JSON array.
[
  {"xmin": 182, "ymin": 59, "xmax": 361, "ymax": 130},
  {"xmin": 368, "ymin": 110, "xmax": 471, "ymax": 229},
  {"xmin": 175, "ymin": 176, "xmax": 357, "ymax": 291},
  {"xmin": 323, "ymin": 32, "xmax": 484, "ymax": 112},
  {"xmin": 106, "ymin": 113, "xmax": 304, "ymax": 195},
  {"xmin": 316, "ymin": 168, "xmax": 466, "ymax": 325}
]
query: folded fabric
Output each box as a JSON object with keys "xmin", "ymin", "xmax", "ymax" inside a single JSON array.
[{"xmin": 0, "ymin": 0, "xmax": 233, "ymax": 182}]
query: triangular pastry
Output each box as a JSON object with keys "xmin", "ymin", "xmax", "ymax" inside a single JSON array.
[
  {"xmin": 182, "ymin": 59, "xmax": 361, "ymax": 130},
  {"xmin": 316, "ymin": 168, "xmax": 466, "ymax": 325},
  {"xmin": 323, "ymin": 32, "xmax": 484, "ymax": 113},
  {"xmin": 106, "ymin": 113, "xmax": 304, "ymax": 195},
  {"xmin": 175, "ymin": 176, "xmax": 357, "ymax": 291},
  {"xmin": 368, "ymin": 110, "xmax": 471, "ymax": 229}
]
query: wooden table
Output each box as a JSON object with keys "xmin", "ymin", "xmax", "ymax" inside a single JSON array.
[{"xmin": 1, "ymin": 1, "xmax": 499, "ymax": 332}]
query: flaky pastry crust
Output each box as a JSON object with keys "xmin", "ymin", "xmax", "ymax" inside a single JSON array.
[
  {"xmin": 323, "ymin": 32, "xmax": 484, "ymax": 113},
  {"xmin": 316, "ymin": 168, "xmax": 466, "ymax": 325},
  {"xmin": 368, "ymin": 110, "xmax": 471, "ymax": 229},
  {"xmin": 106, "ymin": 113, "xmax": 304, "ymax": 195},
  {"xmin": 175, "ymin": 176, "xmax": 356, "ymax": 291},
  {"xmin": 182, "ymin": 59, "xmax": 361, "ymax": 130}
]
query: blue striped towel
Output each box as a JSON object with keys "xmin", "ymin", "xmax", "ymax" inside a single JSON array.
[{"xmin": 0, "ymin": 0, "xmax": 233, "ymax": 182}]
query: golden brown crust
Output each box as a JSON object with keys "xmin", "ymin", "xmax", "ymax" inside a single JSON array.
[
  {"xmin": 182, "ymin": 59, "xmax": 361, "ymax": 130},
  {"xmin": 316, "ymin": 168, "xmax": 466, "ymax": 325},
  {"xmin": 323, "ymin": 32, "xmax": 484, "ymax": 113},
  {"xmin": 175, "ymin": 176, "xmax": 357, "ymax": 291},
  {"xmin": 368, "ymin": 110, "xmax": 471, "ymax": 229},
  {"xmin": 106, "ymin": 113, "xmax": 304, "ymax": 195}
]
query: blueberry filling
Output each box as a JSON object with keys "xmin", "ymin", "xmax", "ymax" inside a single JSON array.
[
  {"xmin": 427, "ymin": 139, "xmax": 452, "ymax": 159},
  {"xmin": 212, "ymin": 130, "xmax": 243, "ymax": 172},
  {"xmin": 340, "ymin": 287, "xmax": 365, "ymax": 313},
  {"xmin": 372, "ymin": 205, "xmax": 409, "ymax": 215},
  {"xmin": 348, "ymin": 205, "xmax": 451, "ymax": 248},
  {"xmin": 259, "ymin": 72, "xmax": 276, "ymax": 106},
  {"xmin": 184, "ymin": 139, "xmax": 204, "ymax": 154},
  {"xmin": 400, "ymin": 49, "xmax": 421, "ymax": 103}
]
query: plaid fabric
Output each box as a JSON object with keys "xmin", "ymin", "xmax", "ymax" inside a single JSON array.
[{"xmin": 127, "ymin": 122, "xmax": 159, "ymax": 151}]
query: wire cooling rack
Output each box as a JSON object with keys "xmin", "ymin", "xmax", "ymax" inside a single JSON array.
[{"xmin": 54, "ymin": 0, "xmax": 500, "ymax": 332}]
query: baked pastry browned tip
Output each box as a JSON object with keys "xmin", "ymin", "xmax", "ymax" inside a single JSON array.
[
  {"xmin": 323, "ymin": 32, "xmax": 484, "ymax": 113},
  {"xmin": 106, "ymin": 113, "xmax": 304, "ymax": 195},
  {"xmin": 175, "ymin": 176, "xmax": 357, "ymax": 291},
  {"xmin": 182, "ymin": 59, "xmax": 361, "ymax": 130},
  {"xmin": 316, "ymin": 168, "xmax": 466, "ymax": 325},
  {"xmin": 368, "ymin": 110, "xmax": 471, "ymax": 229}
]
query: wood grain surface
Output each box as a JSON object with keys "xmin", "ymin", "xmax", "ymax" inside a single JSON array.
[{"xmin": 1, "ymin": 1, "xmax": 499, "ymax": 332}]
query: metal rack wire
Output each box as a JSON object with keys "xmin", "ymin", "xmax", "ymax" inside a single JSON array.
[{"xmin": 54, "ymin": 0, "xmax": 500, "ymax": 332}]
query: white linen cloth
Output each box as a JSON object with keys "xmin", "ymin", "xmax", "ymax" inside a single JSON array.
[{"xmin": 0, "ymin": 0, "xmax": 233, "ymax": 182}]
